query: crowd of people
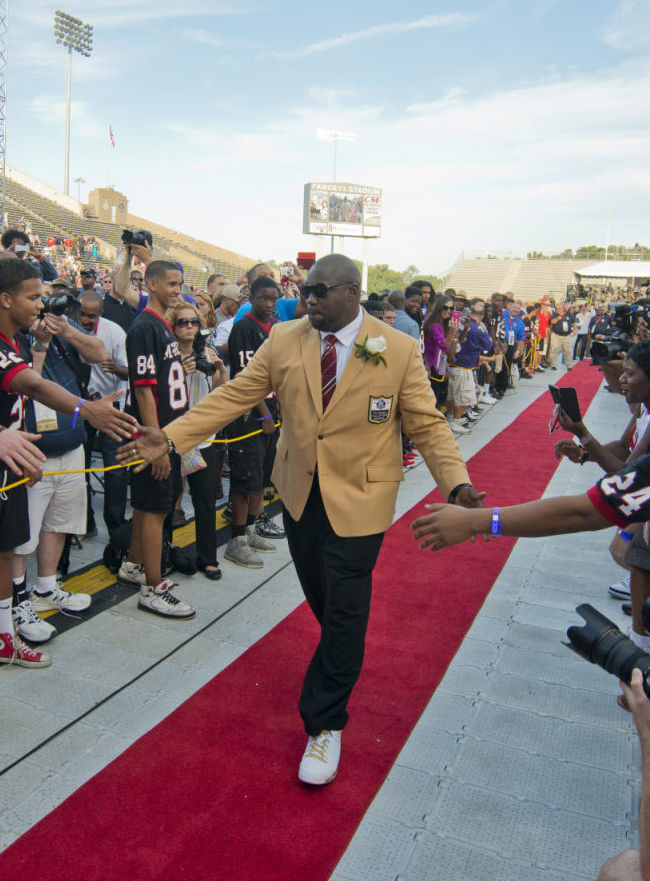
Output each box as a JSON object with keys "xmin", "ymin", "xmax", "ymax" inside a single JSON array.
[{"xmin": 0, "ymin": 229, "xmax": 648, "ymax": 872}]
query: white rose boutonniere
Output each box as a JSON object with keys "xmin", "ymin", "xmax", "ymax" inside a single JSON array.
[{"xmin": 355, "ymin": 334, "xmax": 387, "ymax": 366}]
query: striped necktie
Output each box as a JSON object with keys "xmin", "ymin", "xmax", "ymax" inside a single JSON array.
[{"xmin": 321, "ymin": 334, "xmax": 338, "ymax": 410}]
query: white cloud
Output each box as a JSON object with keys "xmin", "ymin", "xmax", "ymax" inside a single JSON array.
[
  {"xmin": 268, "ymin": 12, "xmax": 478, "ymax": 60},
  {"xmin": 600, "ymin": 0, "xmax": 650, "ymax": 51},
  {"xmin": 406, "ymin": 87, "xmax": 467, "ymax": 114}
]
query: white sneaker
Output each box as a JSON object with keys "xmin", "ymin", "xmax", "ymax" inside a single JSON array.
[
  {"xmin": 246, "ymin": 525, "xmax": 276, "ymax": 553},
  {"xmin": 138, "ymin": 579, "xmax": 195, "ymax": 619},
  {"xmin": 225, "ymin": 535, "xmax": 263, "ymax": 568},
  {"xmin": 13, "ymin": 600, "xmax": 56, "ymax": 643},
  {"xmin": 118, "ymin": 560, "xmax": 146, "ymax": 588},
  {"xmin": 31, "ymin": 582, "xmax": 91, "ymax": 612},
  {"xmin": 479, "ymin": 392, "xmax": 497, "ymax": 405},
  {"xmin": 608, "ymin": 575, "xmax": 631, "ymax": 600},
  {"xmin": 298, "ymin": 729, "xmax": 342, "ymax": 785},
  {"xmin": 449, "ymin": 419, "xmax": 471, "ymax": 434},
  {"xmin": 463, "ymin": 409, "xmax": 478, "ymax": 422}
]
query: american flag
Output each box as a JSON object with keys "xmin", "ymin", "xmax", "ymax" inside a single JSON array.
[{"xmin": 109, "ymin": 123, "xmax": 115, "ymax": 148}]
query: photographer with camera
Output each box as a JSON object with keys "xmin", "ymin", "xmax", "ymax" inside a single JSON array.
[
  {"xmin": 1, "ymin": 229, "xmax": 58, "ymax": 282},
  {"xmin": 167, "ymin": 302, "xmax": 226, "ymax": 579}
]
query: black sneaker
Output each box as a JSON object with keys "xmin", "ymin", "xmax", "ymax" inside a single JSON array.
[{"xmin": 255, "ymin": 512, "xmax": 286, "ymax": 539}]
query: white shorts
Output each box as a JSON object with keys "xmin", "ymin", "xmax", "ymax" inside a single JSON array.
[
  {"xmin": 15, "ymin": 445, "xmax": 87, "ymax": 555},
  {"xmin": 448, "ymin": 367, "xmax": 477, "ymax": 407}
]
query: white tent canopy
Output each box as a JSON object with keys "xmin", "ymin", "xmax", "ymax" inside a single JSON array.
[{"xmin": 574, "ymin": 260, "xmax": 650, "ymax": 280}]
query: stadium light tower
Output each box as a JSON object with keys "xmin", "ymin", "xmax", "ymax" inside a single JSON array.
[
  {"xmin": 53, "ymin": 10, "xmax": 92, "ymax": 196},
  {"xmin": 317, "ymin": 129, "xmax": 358, "ymax": 254}
]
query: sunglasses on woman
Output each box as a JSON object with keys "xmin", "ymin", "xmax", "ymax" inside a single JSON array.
[{"xmin": 175, "ymin": 318, "xmax": 200, "ymax": 327}]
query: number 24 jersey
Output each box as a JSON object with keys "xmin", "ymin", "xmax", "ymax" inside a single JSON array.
[{"xmin": 126, "ymin": 309, "xmax": 188, "ymax": 428}]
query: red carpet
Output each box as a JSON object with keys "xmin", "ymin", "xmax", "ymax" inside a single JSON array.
[{"xmin": 0, "ymin": 365, "xmax": 602, "ymax": 881}]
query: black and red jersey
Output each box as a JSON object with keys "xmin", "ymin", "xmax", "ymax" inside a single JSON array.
[
  {"xmin": 228, "ymin": 314, "xmax": 271, "ymax": 378},
  {"xmin": 588, "ymin": 454, "xmax": 650, "ymax": 528},
  {"xmin": 126, "ymin": 309, "xmax": 188, "ymax": 428},
  {"xmin": 0, "ymin": 330, "xmax": 31, "ymax": 431}
]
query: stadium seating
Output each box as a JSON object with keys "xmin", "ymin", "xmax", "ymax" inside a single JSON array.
[
  {"xmin": 2, "ymin": 170, "xmax": 254, "ymax": 286},
  {"xmin": 445, "ymin": 256, "xmax": 593, "ymax": 302}
]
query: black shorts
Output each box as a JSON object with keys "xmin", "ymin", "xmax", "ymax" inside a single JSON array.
[
  {"xmin": 626, "ymin": 527, "xmax": 650, "ymax": 571},
  {"xmin": 130, "ymin": 452, "xmax": 182, "ymax": 515},
  {"xmin": 0, "ymin": 478, "xmax": 29, "ymax": 552},
  {"xmin": 226, "ymin": 411, "xmax": 266, "ymax": 495}
]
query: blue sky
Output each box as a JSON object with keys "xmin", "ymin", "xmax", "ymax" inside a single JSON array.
[{"xmin": 8, "ymin": 0, "xmax": 650, "ymax": 274}]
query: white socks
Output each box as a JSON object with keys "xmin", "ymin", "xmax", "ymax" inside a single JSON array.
[
  {"xmin": 0, "ymin": 598, "xmax": 13, "ymax": 633},
  {"xmin": 34, "ymin": 575, "xmax": 58, "ymax": 596}
]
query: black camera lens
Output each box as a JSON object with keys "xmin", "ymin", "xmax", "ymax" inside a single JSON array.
[
  {"xmin": 567, "ymin": 604, "xmax": 650, "ymax": 697},
  {"xmin": 41, "ymin": 293, "xmax": 74, "ymax": 317}
]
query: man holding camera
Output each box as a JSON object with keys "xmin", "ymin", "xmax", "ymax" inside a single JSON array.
[
  {"xmin": 11, "ymin": 295, "xmax": 110, "ymax": 640},
  {"xmin": 1, "ymin": 229, "xmax": 57, "ymax": 282}
]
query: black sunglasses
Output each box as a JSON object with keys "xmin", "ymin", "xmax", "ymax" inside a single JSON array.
[
  {"xmin": 302, "ymin": 281, "xmax": 354, "ymax": 299},
  {"xmin": 175, "ymin": 318, "xmax": 200, "ymax": 327}
]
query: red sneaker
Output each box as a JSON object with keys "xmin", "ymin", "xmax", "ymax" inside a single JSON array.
[{"xmin": 0, "ymin": 632, "xmax": 52, "ymax": 668}]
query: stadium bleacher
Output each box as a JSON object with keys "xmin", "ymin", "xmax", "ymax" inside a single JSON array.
[
  {"xmin": 445, "ymin": 255, "xmax": 593, "ymax": 302},
  {"xmin": 2, "ymin": 169, "xmax": 254, "ymax": 286}
]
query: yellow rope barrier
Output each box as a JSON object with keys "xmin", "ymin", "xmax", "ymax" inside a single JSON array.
[{"xmin": 0, "ymin": 422, "xmax": 282, "ymax": 495}]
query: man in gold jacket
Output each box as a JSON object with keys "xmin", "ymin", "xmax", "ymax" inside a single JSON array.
[{"xmin": 119, "ymin": 254, "xmax": 483, "ymax": 786}]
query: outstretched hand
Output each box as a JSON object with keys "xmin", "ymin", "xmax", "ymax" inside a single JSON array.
[
  {"xmin": 116, "ymin": 426, "xmax": 168, "ymax": 473},
  {"xmin": 411, "ymin": 502, "xmax": 487, "ymax": 551}
]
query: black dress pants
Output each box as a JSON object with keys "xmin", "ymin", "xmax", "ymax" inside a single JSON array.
[
  {"xmin": 187, "ymin": 444, "xmax": 219, "ymax": 568},
  {"xmin": 283, "ymin": 477, "xmax": 384, "ymax": 736},
  {"xmin": 495, "ymin": 345, "xmax": 515, "ymax": 394}
]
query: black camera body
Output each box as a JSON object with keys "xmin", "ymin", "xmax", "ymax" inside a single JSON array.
[
  {"xmin": 590, "ymin": 330, "xmax": 633, "ymax": 366},
  {"xmin": 40, "ymin": 293, "xmax": 74, "ymax": 317},
  {"xmin": 567, "ymin": 599, "xmax": 650, "ymax": 698},
  {"xmin": 192, "ymin": 328, "xmax": 217, "ymax": 377},
  {"xmin": 121, "ymin": 229, "xmax": 153, "ymax": 249}
]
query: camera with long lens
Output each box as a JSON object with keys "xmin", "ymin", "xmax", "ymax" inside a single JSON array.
[
  {"xmin": 590, "ymin": 303, "xmax": 650, "ymax": 366},
  {"xmin": 566, "ymin": 598, "xmax": 650, "ymax": 697},
  {"xmin": 40, "ymin": 293, "xmax": 74, "ymax": 317},
  {"xmin": 192, "ymin": 328, "xmax": 217, "ymax": 376},
  {"xmin": 121, "ymin": 229, "xmax": 153, "ymax": 249}
]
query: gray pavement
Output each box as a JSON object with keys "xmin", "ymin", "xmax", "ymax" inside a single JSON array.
[{"xmin": 0, "ymin": 367, "xmax": 643, "ymax": 881}]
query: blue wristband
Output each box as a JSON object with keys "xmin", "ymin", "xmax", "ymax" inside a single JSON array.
[
  {"xmin": 255, "ymin": 414, "xmax": 273, "ymax": 422},
  {"xmin": 619, "ymin": 530, "xmax": 634, "ymax": 543},
  {"xmin": 70, "ymin": 399, "xmax": 84, "ymax": 428},
  {"xmin": 490, "ymin": 507, "xmax": 502, "ymax": 536}
]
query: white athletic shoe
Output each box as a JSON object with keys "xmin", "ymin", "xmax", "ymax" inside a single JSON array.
[
  {"xmin": 31, "ymin": 582, "xmax": 91, "ymax": 613},
  {"xmin": 225, "ymin": 535, "xmax": 263, "ymax": 568},
  {"xmin": 138, "ymin": 579, "xmax": 195, "ymax": 619},
  {"xmin": 449, "ymin": 419, "xmax": 471, "ymax": 434},
  {"xmin": 118, "ymin": 560, "xmax": 146, "ymax": 588},
  {"xmin": 479, "ymin": 392, "xmax": 498, "ymax": 405},
  {"xmin": 608, "ymin": 575, "xmax": 631, "ymax": 600},
  {"xmin": 246, "ymin": 525, "xmax": 276, "ymax": 553},
  {"xmin": 13, "ymin": 600, "xmax": 57, "ymax": 643},
  {"xmin": 298, "ymin": 729, "xmax": 342, "ymax": 785}
]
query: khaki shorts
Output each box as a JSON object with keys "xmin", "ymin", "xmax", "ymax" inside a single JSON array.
[
  {"xmin": 15, "ymin": 445, "xmax": 87, "ymax": 555},
  {"xmin": 448, "ymin": 367, "xmax": 477, "ymax": 407}
]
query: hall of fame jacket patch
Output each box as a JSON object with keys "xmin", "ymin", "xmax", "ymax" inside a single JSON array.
[{"xmin": 368, "ymin": 395, "xmax": 393, "ymax": 424}]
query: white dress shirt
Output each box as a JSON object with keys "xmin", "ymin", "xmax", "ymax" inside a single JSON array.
[{"xmin": 319, "ymin": 308, "xmax": 364, "ymax": 384}]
